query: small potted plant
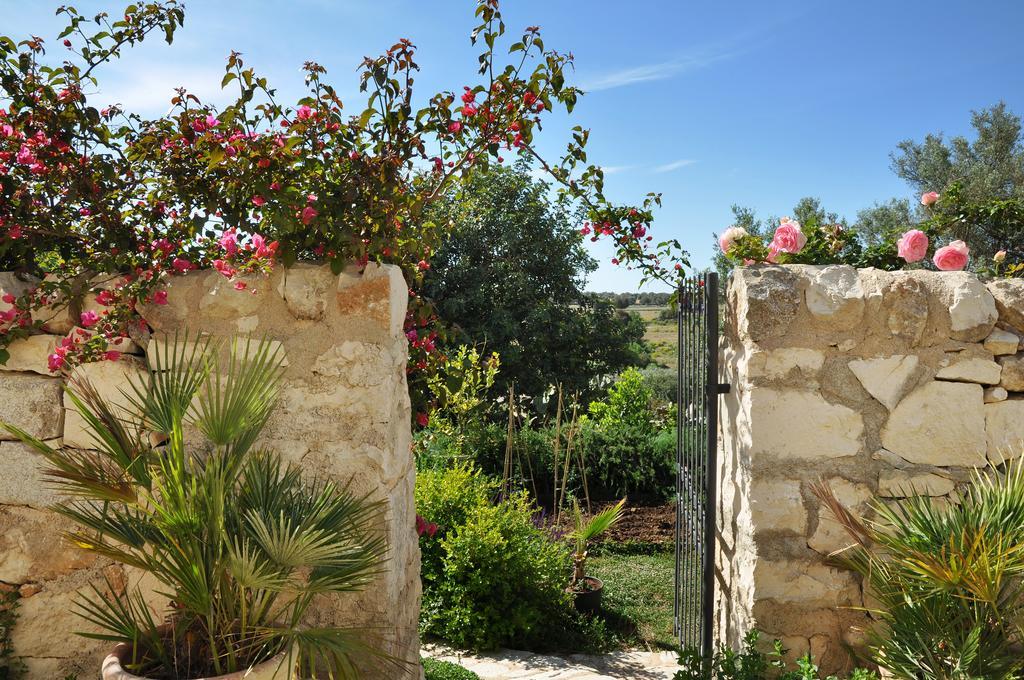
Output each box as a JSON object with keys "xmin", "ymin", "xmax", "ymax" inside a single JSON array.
[
  {"xmin": 4, "ymin": 335, "xmax": 396, "ymax": 679},
  {"xmin": 567, "ymin": 498, "xmax": 625, "ymax": 614}
]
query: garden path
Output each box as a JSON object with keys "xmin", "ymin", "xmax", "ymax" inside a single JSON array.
[{"xmin": 422, "ymin": 644, "xmax": 678, "ymax": 679}]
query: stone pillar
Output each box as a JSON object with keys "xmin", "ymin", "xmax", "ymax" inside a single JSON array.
[
  {"xmin": 1, "ymin": 264, "xmax": 420, "ymax": 678},
  {"xmin": 716, "ymin": 265, "xmax": 1024, "ymax": 674}
]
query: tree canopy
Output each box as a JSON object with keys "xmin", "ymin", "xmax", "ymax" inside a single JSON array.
[{"xmin": 422, "ymin": 162, "xmax": 650, "ymax": 401}]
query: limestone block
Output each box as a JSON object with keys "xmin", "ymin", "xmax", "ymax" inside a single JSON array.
[
  {"xmin": 0, "ymin": 373, "xmax": 63, "ymax": 441},
  {"xmin": 872, "ymin": 448, "xmax": 910, "ymax": 468},
  {"xmin": 748, "ymin": 389, "xmax": 863, "ymax": 460},
  {"xmin": 0, "ymin": 271, "xmax": 39, "ymax": 314},
  {"xmin": 984, "ymin": 328, "xmax": 1020, "ymax": 355},
  {"xmin": 11, "ymin": 579, "xmax": 106, "ymax": 660},
  {"xmin": 941, "ymin": 273, "xmax": 997, "ymax": 342},
  {"xmin": 804, "ymin": 265, "xmax": 864, "ymax": 330},
  {"xmin": 63, "ymin": 357, "xmax": 148, "ymax": 449},
  {"xmin": 30, "ymin": 274, "xmax": 80, "ymax": 334},
  {"xmin": 0, "ymin": 506, "xmax": 95, "ymax": 583},
  {"xmin": 808, "ymin": 479, "xmax": 872, "ymax": 556},
  {"xmin": 754, "ymin": 560, "xmax": 861, "ymax": 607},
  {"xmin": 0, "ymin": 334, "xmax": 57, "ymax": 374},
  {"xmin": 146, "ymin": 334, "xmax": 287, "ymax": 370},
  {"xmin": 848, "ymin": 355, "xmax": 919, "ymax": 410},
  {"xmin": 729, "ymin": 266, "xmax": 803, "ymax": 342},
  {"xmin": 998, "ymin": 354, "xmax": 1024, "ymax": 391},
  {"xmin": 751, "ymin": 478, "xmax": 807, "ymax": 533},
  {"xmin": 746, "ymin": 347, "xmax": 825, "ymax": 380},
  {"xmin": 278, "ymin": 263, "xmax": 337, "ymax": 321},
  {"xmin": 337, "ymin": 263, "xmax": 408, "ymax": 340},
  {"xmin": 878, "ymin": 471, "xmax": 956, "ymax": 497},
  {"xmin": 884, "ymin": 276, "xmax": 929, "ymax": 345},
  {"xmin": 880, "ymin": 381, "xmax": 986, "ymax": 466},
  {"xmin": 987, "ymin": 279, "xmax": 1024, "ymax": 333},
  {"xmin": 0, "ymin": 440, "xmax": 63, "ymax": 508},
  {"xmin": 985, "ymin": 400, "xmax": 1024, "ymax": 462},
  {"xmin": 985, "ymin": 386, "xmax": 1008, "ymax": 403},
  {"xmin": 935, "ymin": 357, "xmax": 1002, "ymax": 385}
]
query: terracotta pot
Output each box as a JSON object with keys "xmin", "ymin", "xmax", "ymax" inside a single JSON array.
[{"xmin": 101, "ymin": 644, "xmax": 292, "ymax": 680}]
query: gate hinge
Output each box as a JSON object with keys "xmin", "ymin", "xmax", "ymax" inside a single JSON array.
[{"xmin": 716, "ymin": 383, "xmax": 731, "ymax": 394}]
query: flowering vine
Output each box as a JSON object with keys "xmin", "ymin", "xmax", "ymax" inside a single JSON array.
[{"xmin": 0, "ymin": 1, "xmax": 687, "ymax": 416}]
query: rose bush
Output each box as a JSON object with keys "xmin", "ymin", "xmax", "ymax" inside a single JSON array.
[
  {"xmin": 0, "ymin": 1, "xmax": 686, "ymax": 416},
  {"xmin": 719, "ymin": 189, "xmax": 979, "ymax": 272}
]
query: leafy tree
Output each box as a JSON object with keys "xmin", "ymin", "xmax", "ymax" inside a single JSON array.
[
  {"xmin": 422, "ymin": 163, "xmax": 650, "ymax": 401},
  {"xmin": 891, "ymin": 102, "xmax": 1024, "ymax": 204},
  {"xmin": 887, "ymin": 103, "xmax": 1024, "ymax": 259},
  {"xmin": 853, "ymin": 198, "xmax": 916, "ymax": 247}
]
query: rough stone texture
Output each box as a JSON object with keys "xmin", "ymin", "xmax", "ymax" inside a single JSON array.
[
  {"xmin": 0, "ymin": 272, "xmax": 39, "ymax": 315},
  {"xmin": 998, "ymin": 354, "xmax": 1024, "ymax": 391},
  {"xmin": 62, "ymin": 356, "xmax": 148, "ymax": 449},
  {"xmin": 881, "ymin": 381, "xmax": 987, "ymax": 466},
  {"xmin": 935, "ymin": 357, "xmax": 1002, "ymax": 385},
  {"xmin": 985, "ymin": 386, "xmax": 1009, "ymax": 403},
  {"xmin": 987, "ymin": 279, "xmax": 1024, "ymax": 333},
  {"xmin": 943, "ymin": 272, "xmax": 998, "ymax": 341},
  {"xmin": 718, "ymin": 266, "xmax": 1014, "ymax": 676},
  {"xmin": 807, "ymin": 479, "xmax": 872, "ymax": 556},
  {"xmin": 848, "ymin": 355, "xmax": 918, "ymax": 410},
  {"xmin": 878, "ymin": 471, "xmax": 956, "ymax": 497},
  {"xmin": 984, "ymin": 328, "xmax": 1020, "ymax": 355},
  {"xmin": 748, "ymin": 389, "xmax": 863, "ymax": 461},
  {"xmin": 804, "ymin": 265, "xmax": 864, "ymax": 330},
  {"xmin": 984, "ymin": 399, "xmax": 1024, "ymax": 462},
  {"xmin": 0, "ymin": 335, "xmax": 57, "ymax": 374},
  {"xmin": 0, "ymin": 373, "xmax": 63, "ymax": 441},
  {"xmin": 1, "ymin": 264, "xmax": 419, "ymax": 677}
]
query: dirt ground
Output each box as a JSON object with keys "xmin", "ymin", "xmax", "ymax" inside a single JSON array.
[{"xmin": 551, "ymin": 502, "xmax": 675, "ymax": 546}]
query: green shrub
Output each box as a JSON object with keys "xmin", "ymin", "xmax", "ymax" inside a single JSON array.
[
  {"xmin": 815, "ymin": 459, "xmax": 1024, "ymax": 679},
  {"xmin": 422, "ymin": 492, "xmax": 571, "ymax": 650},
  {"xmin": 581, "ymin": 421, "xmax": 675, "ymax": 503},
  {"xmin": 675, "ymin": 631, "xmax": 878, "ymax": 680},
  {"xmin": 415, "ymin": 465, "xmax": 494, "ymax": 585},
  {"xmin": 422, "ymin": 658, "xmax": 480, "ymax": 680},
  {"xmin": 640, "ymin": 365, "xmax": 678, "ymax": 403}
]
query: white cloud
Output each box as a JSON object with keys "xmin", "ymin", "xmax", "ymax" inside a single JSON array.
[
  {"xmin": 653, "ymin": 159, "xmax": 697, "ymax": 173},
  {"xmin": 579, "ymin": 46, "xmax": 738, "ymax": 92},
  {"xmin": 600, "ymin": 165, "xmax": 633, "ymax": 175}
]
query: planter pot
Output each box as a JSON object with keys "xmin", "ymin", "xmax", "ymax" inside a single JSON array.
[
  {"xmin": 572, "ymin": 575, "xmax": 604, "ymax": 614},
  {"xmin": 101, "ymin": 644, "xmax": 291, "ymax": 680}
]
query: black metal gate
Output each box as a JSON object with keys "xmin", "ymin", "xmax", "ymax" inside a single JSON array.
[{"xmin": 674, "ymin": 271, "xmax": 725, "ymax": 657}]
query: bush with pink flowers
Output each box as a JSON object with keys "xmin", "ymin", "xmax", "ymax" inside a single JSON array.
[
  {"xmin": 0, "ymin": 1, "xmax": 686, "ymax": 415},
  {"xmin": 718, "ymin": 189, "xmax": 980, "ymax": 272}
]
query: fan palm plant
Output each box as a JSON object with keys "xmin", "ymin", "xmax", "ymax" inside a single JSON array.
[
  {"xmin": 813, "ymin": 459, "xmax": 1024, "ymax": 680},
  {"xmin": 2, "ymin": 335, "xmax": 391, "ymax": 679},
  {"xmin": 568, "ymin": 498, "xmax": 625, "ymax": 588}
]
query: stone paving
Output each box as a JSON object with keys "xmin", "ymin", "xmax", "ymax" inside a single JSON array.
[{"xmin": 422, "ymin": 644, "xmax": 679, "ymax": 679}]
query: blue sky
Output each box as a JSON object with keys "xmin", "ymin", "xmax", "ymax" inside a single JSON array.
[{"xmin": 4, "ymin": 0, "xmax": 1024, "ymax": 292}]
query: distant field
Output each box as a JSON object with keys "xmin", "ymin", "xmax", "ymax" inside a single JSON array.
[{"xmin": 634, "ymin": 305, "xmax": 677, "ymax": 369}]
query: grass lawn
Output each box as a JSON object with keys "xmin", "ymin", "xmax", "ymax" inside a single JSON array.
[
  {"xmin": 632, "ymin": 305, "xmax": 677, "ymax": 370},
  {"xmin": 589, "ymin": 549, "xmax": 678, "ymax": 651}
]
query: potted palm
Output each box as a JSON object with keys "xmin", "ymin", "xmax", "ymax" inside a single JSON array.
[
  {"xmin": 3, "ymin": 335, "xmax": 394, "ymax": 679},
  {"xmin": 567, "ymin": 498, "xmax": 625, "ymax": 614}
]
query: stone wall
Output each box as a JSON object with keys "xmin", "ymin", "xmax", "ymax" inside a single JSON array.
[
  {"xmin": 0, "ymin": 264, "xmax": 420, "ymax": 678},
  {"xmin": 717, "ymin": 264, "xmax": 1024, "ymax": 673}
]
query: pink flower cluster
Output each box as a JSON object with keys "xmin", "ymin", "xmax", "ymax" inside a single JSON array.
[{"xmin": 896, "ymin": 227, "xmax": 970, "ymax": 271}]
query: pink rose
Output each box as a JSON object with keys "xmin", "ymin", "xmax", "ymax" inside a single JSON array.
[
  {"xmin": 933, "ymin": 240, "xmax": 969, "ymax": 271},
  {"xmin": 769, "ymin": 219, "xmax": 807, "ymax": 255},
  {"xmin": 718, "ymin": 226, "xmax": 748, "ymax": 254},
  {"xmin": 921, "ymin": 191, "xmax": 940, "ymax": 207},
  {"xmin": 896, "ymin": 229, "xmax": 929, "ymax": 263}
]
